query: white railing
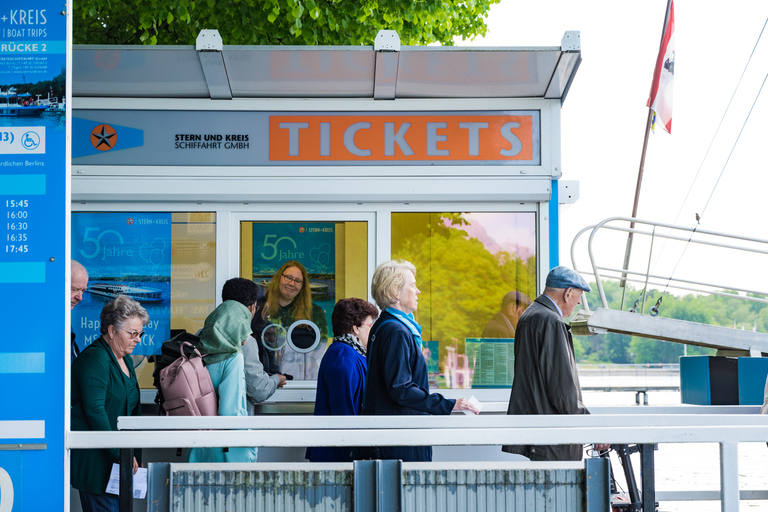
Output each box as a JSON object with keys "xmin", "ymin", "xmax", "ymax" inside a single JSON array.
[
  {"xmin": 67, "ymin": 408, "xmax": 768, "ymax": 512},
  {"xmin": 570, "ymin": 217, "xmax": 768, "ymax": 313}
]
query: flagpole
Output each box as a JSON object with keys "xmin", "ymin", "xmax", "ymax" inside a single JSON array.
[{"xmin": 620, "ymin": 0, "xmax": 673, "ymax": 310}]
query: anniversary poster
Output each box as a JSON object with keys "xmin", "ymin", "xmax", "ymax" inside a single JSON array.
[{"xmin": 72, "ymin": 212, "xmax": 172, "ymax": 356}]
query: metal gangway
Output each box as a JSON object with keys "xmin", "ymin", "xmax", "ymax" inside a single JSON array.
[{"xmin": 569, "ymin": 217, "xmax": 768, "ymax": 356}]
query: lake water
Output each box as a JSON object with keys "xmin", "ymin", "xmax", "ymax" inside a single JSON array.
[{"xmin": 583, "ymin": 389, "xmax": 767, "ymax": 511}]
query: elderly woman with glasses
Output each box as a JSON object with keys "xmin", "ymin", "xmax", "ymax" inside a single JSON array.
[
  {"xmin": 363, "ymin": 259, "xmax": 479, "ymax": 462},
  {"xmin": 306, "ymin": 298, "xmax": 379, "ymax": 462},
  {"xmin": 251, "ymin": 260, "xmax": 328, "ymax": 378},
  {"xmin": 71, "ymin": 295, "xmax": 147, "ymax": 512}
]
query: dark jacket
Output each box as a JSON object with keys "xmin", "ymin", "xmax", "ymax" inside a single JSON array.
[
  {"xmin": 306, "ymin": 340, "xmax": 367, "ymax": 462},
  {"xmin": 481, "ymin": 311, "xmax": 515, "ymax": 339},
  {"xmin": 502, "ymin": 295, "xmax": 588, "ymax": 461},
  {"xmin": 362, "ymin": 311, "xmax": 454, "ymax": 462},
  {"xmin": 71, "ymin": 336, "xmax": 142, "ymax": 494}
]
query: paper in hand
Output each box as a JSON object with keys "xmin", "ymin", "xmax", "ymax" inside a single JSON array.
[
  {"xmin": 106, "ymin": 463, "xmax": 148, "ymax": 499},
  {"xmin": 462, "ymin": 395, "xmax": 483, "ymax": 415}
]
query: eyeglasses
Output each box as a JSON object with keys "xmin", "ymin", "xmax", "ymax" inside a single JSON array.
[
  {"xmin": 282, "ymin": 274, "xmax": 303, "ymax": 286},
  {"xmin": 122, "ymin": 329, "xmax": 145, "ymax": 339}
]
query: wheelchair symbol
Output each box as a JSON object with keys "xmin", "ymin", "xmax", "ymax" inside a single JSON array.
[{"xmin": 21, "ymin": 131, "xmax": 40, "ymax": 150}]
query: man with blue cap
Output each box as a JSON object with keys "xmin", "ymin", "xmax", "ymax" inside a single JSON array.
[{"xmin": 502, "ymin": 266, "xmax": 609, "ymax": 461}]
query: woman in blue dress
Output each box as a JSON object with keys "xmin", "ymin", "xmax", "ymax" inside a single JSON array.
[{"xmin": 306, "ymin": 298, "xmax": 379, "ymax": 462}]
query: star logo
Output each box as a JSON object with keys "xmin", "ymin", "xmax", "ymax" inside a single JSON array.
[
  {"xmin": 90, "ymin": 124, "xmax": 118, "ymax": 151},
  {"xmin": 299, "ymin": 227, "xmax": 305, "ymax": 233},
  {"xmin": 127, "ymin": 218, "xmax": 134, "ymax": 225}
]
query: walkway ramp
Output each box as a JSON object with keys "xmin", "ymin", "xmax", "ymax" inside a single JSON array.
[
  {"xmin": 570, "ymin": 217, "xmax": 768, "ymax": 355},
  {"xmin": 571, "ymin": 308, "xmax": 768, "ymax": 356}
]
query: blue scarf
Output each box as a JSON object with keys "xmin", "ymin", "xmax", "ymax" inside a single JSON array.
[{"xmin": 386, "ymin": 307, "xmax": 423, "ymax": 351}]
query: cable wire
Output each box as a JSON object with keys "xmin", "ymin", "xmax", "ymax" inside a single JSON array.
[{"xmin": 654, "ymin": 20, "xmax": 768, "ymax": 295}]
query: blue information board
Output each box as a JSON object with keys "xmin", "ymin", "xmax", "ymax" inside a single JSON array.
[{"xmin": 0, "ymin": 2, "xmax": 67, "ymax": 510}]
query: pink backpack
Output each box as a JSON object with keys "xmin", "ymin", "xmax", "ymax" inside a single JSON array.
[{"xmin": 159, "ymin": 341, "xmax": 218, "ymax": 416}]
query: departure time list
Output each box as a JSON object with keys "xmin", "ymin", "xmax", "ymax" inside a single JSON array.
[{"xmin": 5, "ymin": 198, "xmax": 30, "ymax": 253}]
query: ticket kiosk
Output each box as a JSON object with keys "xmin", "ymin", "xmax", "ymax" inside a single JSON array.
[{"xmin": 70, "ymin": 29, "xmax": 581, "ymax": 421}]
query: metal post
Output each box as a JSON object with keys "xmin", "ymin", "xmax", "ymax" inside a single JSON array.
[
  {"xmin": 354, "ymin": 459, "xmax": 402, "ymax": 512},
  {"xmin": 720, "ymin": 442, "xmax": 739, "ymax": 512},
  {"xmin": 585, "ymin": 457, "xmax": 610, "ymax": 512},
  {"xmin": 119, "ymin": 447, "xmax": 134, "ymax": 512},
  {"xmin": 640, "ymin": 444, "xmax": 656, "ymax": 512}
]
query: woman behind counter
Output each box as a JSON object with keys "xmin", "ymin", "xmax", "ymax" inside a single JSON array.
[
  {"xmin": 187, "ymin": 300, "xmax": 257, "ymax": 463},
  {"xmin": 71, "ymin": 295, "xmax": 146, "ymax": 512},
  {"xmin": 306, "ymin": 298, "xmax": 379, "ymax": 462},
  {"xmin": 251, "ymin": 260, "xmax": 328, "ymax": 376},
  {"xmin": 363, "ymin": 259, "xmax": 478, "ymax": 462}
]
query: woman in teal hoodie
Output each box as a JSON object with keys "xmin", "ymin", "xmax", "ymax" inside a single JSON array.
[{"xmin": 187, "ymin": 300, "xmax": 257, "ymax": 463}]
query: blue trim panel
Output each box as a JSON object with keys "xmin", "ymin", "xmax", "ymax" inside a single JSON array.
[{"xmin": 549, "ymin": 179, "xmax": 560, "ymax": 268}]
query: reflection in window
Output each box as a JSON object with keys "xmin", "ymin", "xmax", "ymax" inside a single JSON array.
[{"xmin": 391, "ymin": 212, "xmax": 536, "ymax": 389}]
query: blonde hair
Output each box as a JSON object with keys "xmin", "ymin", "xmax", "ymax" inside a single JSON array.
[
  {"xmin": 371, "ymin": 259, "xmax": 416, "ymax": 310},
  {"xmin": 262, "ymin": 260, "xmax": 313, "ymax": 321}
]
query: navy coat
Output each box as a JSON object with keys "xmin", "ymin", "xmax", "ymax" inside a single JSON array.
[
  {"xmin": 362, "ymin": 311, "xmax": 454, "ymax": 461},
  {"xmin": 306, "ymin": 340, "xmax": 367, "ymax": 462}
]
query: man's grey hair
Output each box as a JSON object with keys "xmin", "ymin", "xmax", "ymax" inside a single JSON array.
[{"xmin": 71, "ymin": 260, "xmax": 88, "ymax": 279}]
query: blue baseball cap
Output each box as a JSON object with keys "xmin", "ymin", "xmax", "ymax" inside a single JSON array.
[{"xmin": 545, "ymin": 266, "xmax": 592, "ymax": 292}]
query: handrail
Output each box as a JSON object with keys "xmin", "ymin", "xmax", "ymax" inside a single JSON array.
[
  {"xmin": 68, "ymin": 412, "xmax": 768, "ymax": 448},
  {"xmin": 570, "ymin": 217, "xmax": 768, "ymax": 312},
  {"xmin": 67, "ymin": 412, "xmax": 768, "ymax": 510}
]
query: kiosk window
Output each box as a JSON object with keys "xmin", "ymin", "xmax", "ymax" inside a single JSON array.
[
  {"xmin": 391, "ymin": 212, "xmax": 536, "ymax": 389},
  {"xmin": 71, "ymin": 212, "xmax": 217, "ymax": 388},
  {"xmin": 240, "ymin": 221, "xmax": 368, "ymax": 381}
]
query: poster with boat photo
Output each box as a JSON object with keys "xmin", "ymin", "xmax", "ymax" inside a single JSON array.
[
  {"xmin": 251, "ymin": 222, "xmax": 336, "ymax": 380},
  {"xmin": 71, "ymin": 212, "xmax": 172, "ymax": 356},
  {"xmin": 0, "ymin": 7, "xmax": 67, "ymax": 130}
]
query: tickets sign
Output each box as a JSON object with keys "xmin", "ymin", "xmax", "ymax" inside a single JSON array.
[
  {"xmin": 72, "ymin": 110, "xmax": 541, "ymax": 166},
  {"xmin": 269, "ymin": 114, "xmax": 535, "ymax": 162}
]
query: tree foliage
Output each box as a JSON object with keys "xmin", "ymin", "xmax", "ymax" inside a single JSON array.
[
  {"xmin": 73, "ymin": 0, "xmax": 500, "ymax": 46},
  {"xmin": 392, "ymin": 213, "xmax": 536, "ymax": 365}
]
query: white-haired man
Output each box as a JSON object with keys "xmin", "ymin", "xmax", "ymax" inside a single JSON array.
[
  {"xmin": 71, "ymin": 260, "xmax": 89, "ymax": 361},
  {"xmin": 502, "ymin": 266, "xmax": 609, "ymax": 461}
]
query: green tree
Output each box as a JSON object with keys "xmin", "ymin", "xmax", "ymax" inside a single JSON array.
[{"xmin": 74, "ymin": 0, "xmax": 500, "ymax": 46}]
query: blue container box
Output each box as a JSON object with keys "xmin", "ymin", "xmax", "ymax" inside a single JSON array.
[
  {"xmin": 737, "ymin": 357, "xmax": 768, "ymax": 405},
  {"xmin": 680, "ymin": 356, "xmax": 739, "ymax": 405}
]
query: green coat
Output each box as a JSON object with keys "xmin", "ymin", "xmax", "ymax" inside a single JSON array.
[{"xmin": 71, "ymin": 336, "xmax": 141, "ymax": 494}]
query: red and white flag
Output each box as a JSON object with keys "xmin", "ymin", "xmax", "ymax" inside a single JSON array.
[{"xmin": 647, "ymin": 0, "xmax": 675, "ymax": 134}]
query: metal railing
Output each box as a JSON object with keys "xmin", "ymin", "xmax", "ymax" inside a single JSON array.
[
  {"xmin": 66, "ymin": 409, "xmax": 768, "ymax": 512},
  {"xmin": 570, "ymin": 217, "xmax": 768, "ymax": 314}
]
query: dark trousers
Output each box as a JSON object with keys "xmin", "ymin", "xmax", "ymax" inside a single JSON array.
[{"xmin": 79, "ymin": 490, "xmax": 119, "ymax": 512}]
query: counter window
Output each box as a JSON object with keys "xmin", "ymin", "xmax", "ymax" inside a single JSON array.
[
  {"xmin": 391, "ymin": 212, "xmax": 537, "ymax": 389},
  {"xmin": 240, "ymin": 221, "xmax": 368, "ymax": 380}
]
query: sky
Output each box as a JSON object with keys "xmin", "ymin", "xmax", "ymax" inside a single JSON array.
[{"xmin": 456, "ymin": 0, "xmax": 768, "ymax": 298}]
